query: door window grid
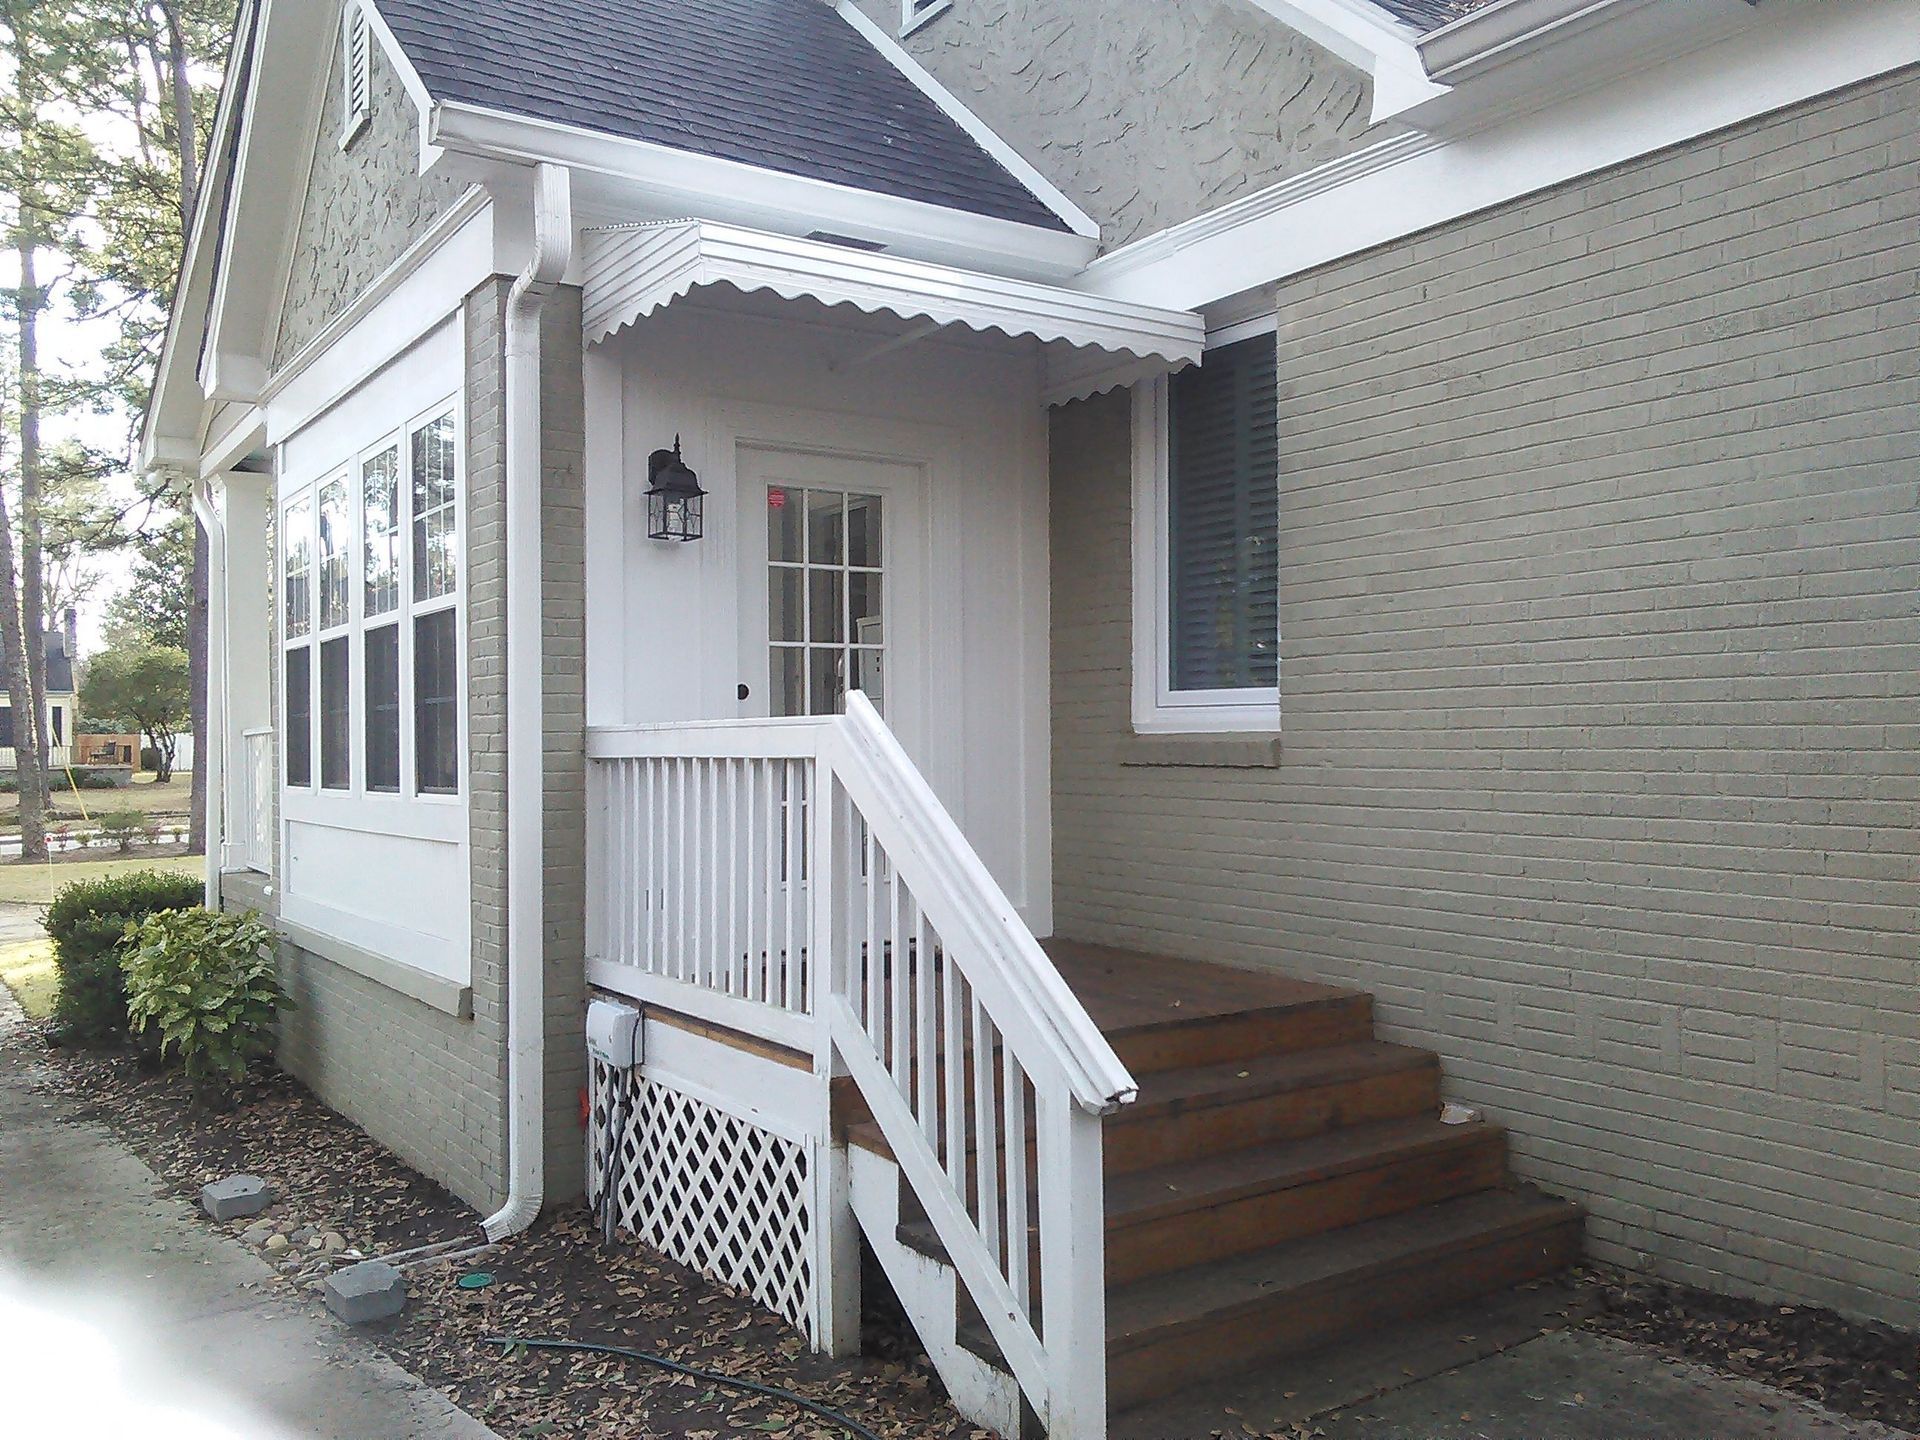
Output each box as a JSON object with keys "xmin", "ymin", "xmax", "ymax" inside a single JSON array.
[{"xmin": 767, "ymin": 486, "xmax": 884, "ymax": 718}]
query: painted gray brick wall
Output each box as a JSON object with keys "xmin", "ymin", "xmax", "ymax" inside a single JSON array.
[
  {"xmin": 851, "ymin": 0, "xmax": 1374, "ymax": 246},
  {"xmin": 274, "ymin": 28, "xmax": 462, "ymax": 369},
  {"xmin": 1051, "ymin": 70, "xmax": 1920, "ymax": 1325}
]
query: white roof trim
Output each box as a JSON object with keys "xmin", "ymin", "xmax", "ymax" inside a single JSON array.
[
  {"xmin": 581, "ymin": 219, "xmax": 1203, "ymax": 403},
  {"xmin": 1239, "ymin": 0, "xmax": 1449, "ymax": 121}
]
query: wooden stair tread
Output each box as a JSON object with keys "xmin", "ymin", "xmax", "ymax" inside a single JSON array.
[
  {"xmin": 1105, "ymin": 1185, "xmax": 1582, "ymax": 1349},
  {"xmin": 1130, "ymin": 1040, "xmax": 1437, "ymax": 1115},
  {"xmin": 1043, "ymin": 940, "xmax": 1363, "ymax": 1035},
  {"xmin": 1107, "ymin": 1116, "xmax": 1500, "ymax": 1227}
]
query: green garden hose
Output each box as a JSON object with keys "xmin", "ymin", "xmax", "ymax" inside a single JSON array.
[{"xmin": 482, "ymin": 1335, "xmax": 887, "ymax": 1440}]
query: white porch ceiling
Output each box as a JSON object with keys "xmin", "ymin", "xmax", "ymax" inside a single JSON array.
[{"xmin": 581, "ymin": 220, "xmax": 1205, "ymax": 405}]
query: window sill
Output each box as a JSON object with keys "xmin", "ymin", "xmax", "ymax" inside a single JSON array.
[
  {"xmin": 1120, "ymin": 734, "xmax": 1282, "ymax": 769},
  {"xmin": 227, "ymin": 872, "xmax": 473, "ymax": 1020}
]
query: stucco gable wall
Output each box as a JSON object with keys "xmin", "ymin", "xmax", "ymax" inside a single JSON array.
[
  {"xmin": 272, "ymin": 31, "xmax": 462, "ymax": 370},
  {"xmin": 851, "ymin": 0, "xmax": 1376, "ymax": 247}
]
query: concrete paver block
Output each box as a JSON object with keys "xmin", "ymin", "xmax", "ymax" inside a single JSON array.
[
  {"xmin": 323, "ymin": 1261, "xmax": 407, "ymax": 1324},
  {"xmin": 200, "ymin": 1174, "xmax": 273, "ymax": 1221}
]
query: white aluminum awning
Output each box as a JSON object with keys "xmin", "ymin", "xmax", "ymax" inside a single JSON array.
[{"xmin": 581, "ymin": 220, "xmax": 1204, "ymax": 405}]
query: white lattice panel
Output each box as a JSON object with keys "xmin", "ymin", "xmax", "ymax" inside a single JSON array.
[{"xmin": 590, "ymin": 1060, "xmax": 817, "ymax": 1342}]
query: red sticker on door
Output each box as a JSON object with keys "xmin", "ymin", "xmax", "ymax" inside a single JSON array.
[{"xmin": 768, "ymin": 489, "xmax": 787, "ymax": 508}]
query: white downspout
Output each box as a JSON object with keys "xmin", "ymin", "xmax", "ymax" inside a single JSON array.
[
  {"xmin": 191, "ymin": 472, "xmax": 227, "ymax": 909},
  {"xmin": 483, "ymin": 161, "xmax": 574, "ymax": 1243}
]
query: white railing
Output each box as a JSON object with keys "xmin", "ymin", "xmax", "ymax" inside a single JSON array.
[
  {"xmin": 239, "ymin": 727, "xmax": 274, "ymax": 874},
  {"xmin": 587, "ymin": 694, "xmax": 1137, "ymax": 1437}
]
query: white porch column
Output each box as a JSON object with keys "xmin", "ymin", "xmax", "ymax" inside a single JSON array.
[{"xmin": 216, "ymin": 470, "xmax": 274, "ymax": 881}]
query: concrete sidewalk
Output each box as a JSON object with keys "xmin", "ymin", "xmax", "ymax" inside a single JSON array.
[{"xmin": 0, "ymin": 978, "xmax": 498, "ymax": 1440}]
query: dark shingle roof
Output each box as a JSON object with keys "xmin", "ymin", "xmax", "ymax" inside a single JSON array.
[
  {"xmin": 43, "ymin": 631, "xmax": 73, "ymax": 695},
  {"xmin": 375, "ymin": 0, "xmax": 1069, "ymax": 232},
  {"xmin": 1372, "ymin": 0, "xmax": 1492, "ymax": 31}
]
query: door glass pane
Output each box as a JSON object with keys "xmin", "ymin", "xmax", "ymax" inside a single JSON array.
[
  {"xmin": 769, "ymin": 568, "xmax": 803, "ymax": 644},
  {"xmin": 809, "ymin": 647, "xmax": 842, "ymax": 715},
  {"xmin": 847, "ymin": 496, "xmax": 882, "ymax": 569},
  {"xmin": 767, "ymin": 484, "xmax": 886, "ymax": 718},
  {"xmin": 768, "ymin": 487, "xmax": 802, "ymax": 563},
  {"xmin": 284, "ymin": 496, "xmax": 313, "ymax": 639},
  {"xmin": 807, "ymin": 490, "xmax": 844, "ymax": 565},
  {"xmin": 770, "ymin": 647, "xmax": 805, "ymax": 718},
  {"xmin": 809, "ymin": 570, "xmax": 844, "ymax": 644}
]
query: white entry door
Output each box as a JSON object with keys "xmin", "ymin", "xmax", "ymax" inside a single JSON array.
[{"xmin": 736, "ymin": 445, "xmax": 926, "ymax": 753}]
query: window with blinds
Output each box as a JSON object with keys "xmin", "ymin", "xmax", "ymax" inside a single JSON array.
[{"xmin": 1167, "ymin": 333, "xmax": 1279, "ymax": 693}]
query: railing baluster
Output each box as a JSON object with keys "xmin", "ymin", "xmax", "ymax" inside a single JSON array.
[
  {"xmin": 863, "ymin": 822, "xmax": 880, "ymax": 1039},
  {"xmin": 943, "ymin": 947, "xmax": 966, "ymax": 1201},
  {"xmin": 1005, "ymin": 1050, "xmax": 1029, "ymax": 1318},
  {"xmin": 726, "ymin": 761, "xmax": 741, "ymax": 996},
  {"xmin": 915, "ymin": 906, "xmax": 935, "ymax": 1145},
  {"xmin": 974, "ymin": 998, "xmax": 1000, "ymax": 1255},
  {"xmin": 888, "ymin": 862, "xmax": 906, "ymax": 1085}
]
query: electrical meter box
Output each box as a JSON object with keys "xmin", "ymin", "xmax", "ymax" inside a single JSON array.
[{"xmin": 586, "ymin": 999, "xmax": 644, "ymax": 1069}]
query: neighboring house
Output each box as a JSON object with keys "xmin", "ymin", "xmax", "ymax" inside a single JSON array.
[
  {"xmin": 146, "ymin": 1, "xmax": 1917, "ymax": 1434},
  {"xmin": 0, "ymin": 615, "xmax": 80, "ymax": 773}
]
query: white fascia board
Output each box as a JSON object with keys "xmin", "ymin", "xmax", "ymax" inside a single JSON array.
[
  {"xmin": 1080, "ymin": 0, "xmax": 1918, "ymax": 313},
  {"xmin": 143, "ymin": 0, "xmax": 261, "ymax": 469},
  {"xmin": 430, "ymin": 101, "xmax": 1098, "ymax": 282},
  {"xmin": 581, "ymin": 219, "xmax": 1202, "ymax": 369},
  {"xmin": 833, "ymin": 0, "xmax": 1100, "ymax": 240},
  {"xmin": 1420, "ymin": 0, "xmax": 1669, "ymax": 81},
  {"xmin": 1239, "ymin": 0, "xmax": 1448, "ymax": 121}
]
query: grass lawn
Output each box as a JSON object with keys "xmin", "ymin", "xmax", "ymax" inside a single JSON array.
[
  {"xmin": 0, "ymin": 773, "xmax": 193, "ymax": 836},
  {"xmin": 0, "ymin": 938, "xmax": 55, "ymax": 1020},
  {"xmin": 0, "ymin": 853, "xmax": 200, "ymax": 908}
]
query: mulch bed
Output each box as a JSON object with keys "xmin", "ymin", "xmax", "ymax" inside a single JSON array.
[
  {"xmin": 3, "ymin": 841, "xmax": 194, "ymax": 868},
  {"xmin": 27, "ymin": 1027, "xmax": 1919, "ymax": 1438},
  {"xmin": 1578, "ymin": 1269, "xmax": 1920, "ymax": 1433},
  {"xmin": 38, "ymin": 1040, "xmax": 986, "ymax": 1439}
]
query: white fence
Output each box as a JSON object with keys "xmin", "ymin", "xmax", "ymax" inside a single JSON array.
[{"xmin": 587, "ymin": 694, "xmax": 1136, "ymax": 1437}]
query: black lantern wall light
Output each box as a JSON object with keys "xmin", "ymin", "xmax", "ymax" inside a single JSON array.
[{"xmin": 646, "ymin": 437, "xmax": 705, "ymax": 542}]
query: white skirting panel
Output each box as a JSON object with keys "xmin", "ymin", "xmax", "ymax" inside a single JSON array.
[{"xmin": 589, "ymin": 1055, "xmax": 819, "ymax": 1343}]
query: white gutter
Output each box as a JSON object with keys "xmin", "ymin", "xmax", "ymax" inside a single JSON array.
[
  {"xmin": 482, "ymin": 161, "xmax": 574, "ymax": 1245},
  {"xmin": 1418, "ymin": 0, "xmax": 1660, "ymax": 82}
]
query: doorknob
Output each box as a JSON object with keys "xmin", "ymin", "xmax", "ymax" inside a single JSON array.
[{"xmin": 737, "ymin": 684, "xmax": 751, "ymax": 701}]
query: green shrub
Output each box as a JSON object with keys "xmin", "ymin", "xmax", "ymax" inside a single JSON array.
[
  {"xmin": 122, "ymin": 908, "xmax": 287, "ymax": 1088},
  {"xmin": 93, "ymin": 809, "xmax": 147, "ymax": 854},
  {"xmin": 70, "ymin": 769, "xmax": 122, "ymax": 791},
  {"xmin": 46, "ymin": 868, "xmax": 206, "ymax": 1043},
  {"xmin": 0, "ymin": 774, "xmax": 16, "ymax": 795}
]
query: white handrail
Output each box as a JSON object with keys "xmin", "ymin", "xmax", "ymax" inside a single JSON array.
[
  {"xmin": 585, "ymin": 698, "xmax": 1135, "ymax": 1435},
  {"xmin": 834, "ymin": 694, "xmax": 1136, "ymax": 1115}
]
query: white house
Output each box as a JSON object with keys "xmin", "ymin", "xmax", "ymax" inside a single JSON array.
[{"xmin": 147, "ymin": 1, "xmax": 1920, "ymax": 1435}]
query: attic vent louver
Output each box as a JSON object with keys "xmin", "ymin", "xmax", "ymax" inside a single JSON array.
[
  {"xmin": 342, "ymin": 4, "xmax": 373, "ymax": 146},
  {"xmin": 805, "ymin": 231, "xmax": 888, "ymax": 253}
]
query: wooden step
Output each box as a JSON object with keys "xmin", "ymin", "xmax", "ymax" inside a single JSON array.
[
  {"xmin": 893, "ymin": 1117, "xmax": 1509, "ymax": 1287},
  {"xmin": 1104, "ymin": 1041, "xmax": 1441, "ymax": 1173},
  {"xmin": 1102, "ymin": 1186, "xmax": 1584, "ymax": 1412},
  {"xmin": 1045, "ymin": 940, "xmax": 1375, "ymax": 1074},
  {"xmin": 845, "ymin": 1040, "xmax": 1440, "ymax": 1175},
  {"xmin": 1105, "ymin": 1116, "xmax": 1509, "ymax": 1285}
]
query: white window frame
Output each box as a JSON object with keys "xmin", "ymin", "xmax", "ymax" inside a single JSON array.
[
  {"xmin": 341, "ymin": 2, "xmax": 373, "ymax": 148},
  {"xmin": 277, "ymin": 394, "xmax": 467, "ymax": 824},
  {"xmin": 901, "ymin": 0, "xmax": 952, "ymax": 37},
  {"xmin": 281, "ymin": 492, "xmax": 317, "ymax": 789},
  {"xmin": 1131, "ymin": 316, "xmax": 1282, "ymax": 736}
]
